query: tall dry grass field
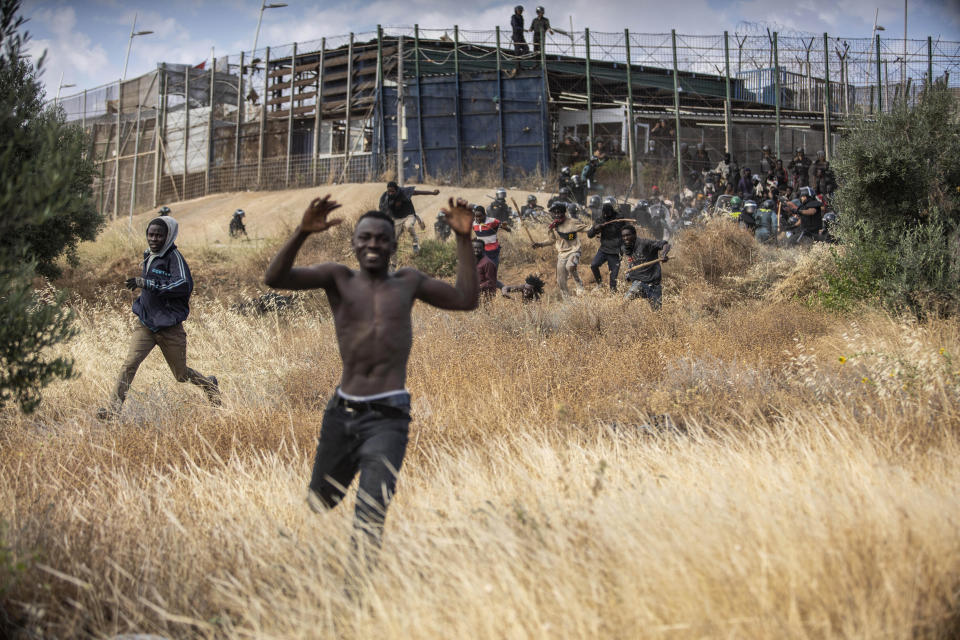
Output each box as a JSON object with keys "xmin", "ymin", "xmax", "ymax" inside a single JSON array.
[{"xmin": 1, "ymin": 212, "xmax": 959, "ymax": 638}]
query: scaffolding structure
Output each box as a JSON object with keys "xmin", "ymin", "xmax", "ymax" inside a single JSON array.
[{"xmin": 52, "ymin": 25, "xmax": 960, "ymax": 218}]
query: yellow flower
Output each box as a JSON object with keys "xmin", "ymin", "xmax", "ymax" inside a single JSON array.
[
  {"xmin": 838, "ymin": 356, "xmax": 847, "ymax": 364},
  {"xmin": 862, "ymin": 377, "xmax": 870, "ymax": 383},
  {"xmin": 940, "ymin": 347, "xmax": 946, "ymax": 355}
]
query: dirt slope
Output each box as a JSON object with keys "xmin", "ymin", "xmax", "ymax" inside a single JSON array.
[{"xmin": 121, "ymin": 183, "xmax": 553, "ymax": 246}]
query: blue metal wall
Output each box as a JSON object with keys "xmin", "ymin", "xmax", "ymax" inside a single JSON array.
[{"xmin": 378, "ymin": 70, "xmax": 549, "ymax": 184}]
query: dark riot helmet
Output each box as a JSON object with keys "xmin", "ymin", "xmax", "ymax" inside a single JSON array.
[
  {"xmin": 515, "ymin": 5, "xmax": 523, "ymax": 12},
  {"xmin": 798, "ymin": 186, "xmax": 815, "ymax": 199},
  {"xmin": 234, "ymin": 209, "xmax": 245, "ymax": 217},
  {"xmin": 742, "ymin": 200, "xmax": 758, "ymax": 215},
  {"xmin": 696, "ymin": 143, "xmax": 704, "ymax": 152},
  {"xmin": 495, "ymin": 188, "xmax": 507, "ymax": 201},
  {"xmin": 601, "ymin": 196, "xmax": 618, "ymax": 218},
  {"xmin": 571, "ymin": 174, "xmax": 582, "ymax": 185},
  {"xmin": 588, "ymin": 195, "xmax": 602, "ymax": 208},
  {"xmin": 559, "ymin": 187, "xmax": 571, "ymax": 198},
  {"xmin": 762, "ymin": 144, "xmax": 771, "ymax": 152},
  {"xmin": 527, "ymin": 194, "xmax": 537, "ymax": 204},
  {"xmin": 817, "ymin": 150, "xmax": 825, "ymax": 159},
  {"xmin": 549, "ymin": 201, "xmax": 567, "ymax": 215},
  {"xmin": 561, "ymin": 166, "xmax": 571, "ymax": 176},
  {"xmin": 536, "ymin": 5, "xmax": 545, "ymax": 13},
  {"xmin": 158, "ymin": 206, "xmax": 171, "ymax": 215},
  {"xmin": 761, "ymin": 199, "xmax": 775, "ymax": 209},
  {"xmin": 566, "ymin": 202, "xmax": 580, "ymax": 216}
]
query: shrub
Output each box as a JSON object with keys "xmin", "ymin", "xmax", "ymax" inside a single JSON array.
[
  {"xmin": 411, "ymin": 239, "xmax": 458, "ymax": 278},
  {"xmin": 0, "ymin": 0, "xmax": 94, "ymax": 411},
  {"xmin": 830, "ymin": 84, "xmax": 960, "ymax": 316}
]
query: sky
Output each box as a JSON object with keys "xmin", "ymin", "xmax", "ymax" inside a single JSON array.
[{"xmin": 21, "ymin": 0, "xmax": 960, "ymax": 98}]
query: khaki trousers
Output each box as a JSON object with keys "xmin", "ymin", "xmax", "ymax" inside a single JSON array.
[
  {"xmin": 111, "ymin": 323, "xmax": 215, "ymax": 407},
  {"xmin": 556, "ymin": 251, "xmax": 584, "ymax": 298}
]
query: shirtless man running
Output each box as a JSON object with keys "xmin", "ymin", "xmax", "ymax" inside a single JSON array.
[{"xmin": 264, "ymin": 195, "xmax": 478, "ymax": 550}]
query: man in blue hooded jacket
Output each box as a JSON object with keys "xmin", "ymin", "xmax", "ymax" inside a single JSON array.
[{"xmin": 98, "ymin": 211, "xmax": 221, "ymax": 419}]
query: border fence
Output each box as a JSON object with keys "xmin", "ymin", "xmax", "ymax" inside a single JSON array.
[{"xmin": 51, "ymin": 25, "xmax": 960, "ymax": 220}]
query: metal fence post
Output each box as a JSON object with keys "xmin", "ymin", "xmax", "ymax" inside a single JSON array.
[
  {"xmin": 286, "ymin": 43, "xmax": 296, "ymax": 187},
  {"xmin": 927, "ymin": 36, "xmax": 933, "ymax": 87},
  {"xmin": 585, "ymin": 27, "xmax": 594, "ymax": 154},
  {"xmin": 375, "ymin": 28, "xmax": 384, "ymax": 179},
  {"xmin": 773, "ymin": 32, "xmax": 781, "ymax": 160},
  {"xmin": 540, "ymin": 32, "xmax": 550, "ymax": 174},
  {"xmin": 453, "ymin": 26, "xmax": 463, "ymax": 185},
  {"xmin": 207, "ymin": 56, "xmax": 215, "ymax": 196},
  {"xmin": 343, "ymin": 33, "xmax": 354, "ymax": 179},
  {"xmin": 235, "ymin": 52, "xmax": 244, "ymax": 188},
  {"xmin": 723, "ymin": 31, "xmax": 732, "ymax": 154},
  {"xmin": 670, "ymin": 30, "xmax": 682, "ymax": 192},
  {"xmin": 314, "ymin": 37, "xmax": 325, "ymax": 185},
  {"xmin": 129, "ymin": 95, "xmax": 142, "ymax": 225},
  {"xmin": 823, "ymin": 33, "xmax": 831, "ymax": 160},
  {"xmin": 375, "ymin": 28, "xmax": 383, "ymax": 177},
  {"xmin": 495, "ymin": 27, "xmax": 506, "ymax": 184},
  {"xmin": 153, "ymin": 64, "xmax": 166, "ymax": 208},
  {"xmin": 183, "ymin": 65, "xmax": 190, "ymax": 200},
  {"xmin": 414, "ymin": 25, "xmax": 426, "ymax": 181},
  {"xmin": 82, "ymin": 89, "xmax": 87, "ymax": 133},
  {"xmin": 876, "ymin": 34, "xmax": 883, "ymax": 112},
  {"xmin": 258, "ymin": 46, "xmax": 269, "ymax": 185},
  {"xmin": 624, "ymin": 29, "xmax": 637, "ymax": 191},
  {"xmin": 397, "ymin": 35, "xmax": 404, "ymax": 186},
  {"xmin": 114, "ymin": 79, "xmax": 121, "ymax": 220}
]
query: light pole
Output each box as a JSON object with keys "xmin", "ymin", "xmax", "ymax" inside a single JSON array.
[
  {"xmin": 249, "ymin": 1, "xmax": 287, "ymax": 107},
  {"xmin": 252, "ymin": 1, "xmax": 288, "ymax": 60},
  {"xmin": 117, "ymin": 12, "xmax": 152, "ymax": 224},
  {"xmin": 122, "ymin": 13, "xmax": 154, "ymax": 82},
  {"xmin": 867, "ymin": 8, "xmax": 885, "ymax": 84},
  {"xmin": 54, "ymin": 72, "xmax": 75, "ymax": 107}
]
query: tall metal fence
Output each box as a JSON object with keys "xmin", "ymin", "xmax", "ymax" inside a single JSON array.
[{"xmin": 52, "ymin": 26, "xmax": 959, "ymax": 220}]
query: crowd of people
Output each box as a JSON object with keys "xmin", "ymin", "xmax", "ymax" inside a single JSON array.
[
  {"xmin": 101, "ymin": 169, "xmax": 837, "ymax": 579},
  {"xmin": 375, "ymin": 141, "xmax": 835, "ymax": 310}
]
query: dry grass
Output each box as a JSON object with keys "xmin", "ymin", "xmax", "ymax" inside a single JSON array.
[{"xmin": 2, "ymin": 212, "xmax": 960, "ymax": 638}]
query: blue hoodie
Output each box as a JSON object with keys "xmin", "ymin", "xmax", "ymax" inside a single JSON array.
[{"xmin": 132, "ymin": 216, "xmax": 194, "ymax": 331}]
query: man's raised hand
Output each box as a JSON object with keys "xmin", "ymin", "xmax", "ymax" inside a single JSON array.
[
  {"xmin": 441, "ymin": 197, "xmax": 474, "ymax": 236},
  {"xmin": 300, "ymin": 195, "xmax": 343, "ymax": 234}
]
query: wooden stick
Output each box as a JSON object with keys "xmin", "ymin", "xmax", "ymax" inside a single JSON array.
[
  {"xmin": 597, "ymin": 218, "xmax": 636, "ymax": 227},
  {"xmin": 512, "ymin": 197, "xmax": 537, "ymax": 244},
  {"xmin": 625, "ymin": 257, "xmax": 665, "ymax": 273}
]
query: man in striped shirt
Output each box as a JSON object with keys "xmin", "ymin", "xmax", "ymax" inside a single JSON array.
[{"xmin": 472, "ymin": 204, "xmax": 512, "ymax": 267}]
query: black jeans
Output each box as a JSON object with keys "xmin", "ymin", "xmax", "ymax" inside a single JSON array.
[
  {"xmin": 590, "ymin": 250, "xmax": 621, "ymax": 290},
  {"xmin": 309, "ymin": 392, "xmax": 411, "ymax": 548}
]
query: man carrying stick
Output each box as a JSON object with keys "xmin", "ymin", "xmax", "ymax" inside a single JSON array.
[
  {"xmin": 264, "ymin": 195, "xmax": 479, "ymax": 552},
  {"xmin": 587, "ymin": 197, "xmax": 626, "ymax": 292},
  {"xmin": 621, "ymin": 225, "xmax": 670, "ymax": 310}
]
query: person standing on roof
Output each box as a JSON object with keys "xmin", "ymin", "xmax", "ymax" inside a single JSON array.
[
  {"xmin": 511, "ymin": 6, "xmax": 529, "ymax": 56},
  {"xmin": 529, "ymin": 6, "xmax": 554, "ymax": 56}
]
